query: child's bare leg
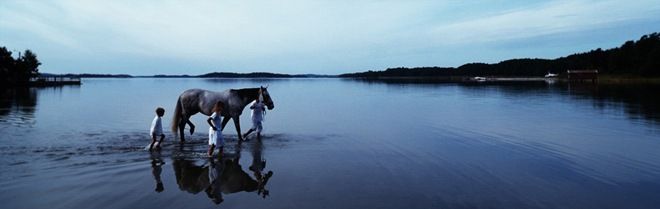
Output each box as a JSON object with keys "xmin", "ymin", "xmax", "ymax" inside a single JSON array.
[
  {"xmin": 157, "ymin": 134, "xmax": 165, "ymax": 149},
  {"xmin": 243, "ymin": 128, "xmax": 254, "ymax": 139},
  {"xmin": 208, "ymin": 144, "xmax": 215, "ymax": 157},
  {"xmin": 218, "ymin": 146, "xmax": 224, "ymax": 158},
  {"xmin": 149, "ymin": 135, "xmax": 157, "ymax": 151},
  {"xmin": 256, "ymin": 123, "xmax": 263, "ymax": 140}
]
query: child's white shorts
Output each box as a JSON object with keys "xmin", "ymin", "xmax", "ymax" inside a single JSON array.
[
  {"xmin": 208, "ymin": 128, "xmax": 224, "ymax": 146},
  {"xmin": 252, "ymin": 121, "xmax": 263, "ymax": 133}
]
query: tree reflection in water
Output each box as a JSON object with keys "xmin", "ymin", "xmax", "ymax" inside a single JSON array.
[
  {"xmin": 347, "ymin": 79, "xmax": 660, "ymax": 126},
  {"xmin": 0, "ymin": 88, "xmax": 38, "ymax": 125}
]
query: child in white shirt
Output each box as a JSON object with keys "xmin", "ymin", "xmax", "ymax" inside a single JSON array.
[
  {"xmin": 207, "ymin": 101, "xmax": 224, "ymax": 157},
  {"xmin": 149, "ymin": 107, "xmax": 165, "ymax": 151},
  {"xmin": 243, "ymin": 93, "xmax": 266, "ymax": 140}
]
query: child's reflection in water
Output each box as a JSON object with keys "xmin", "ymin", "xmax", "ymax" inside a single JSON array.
[
  {"xmin": 150, "ymin": 151, "xmax": 165, "ymax": 193},
  {"xmin": 205, "ymin": 158, "xmax": 224, "ymax": 204}
]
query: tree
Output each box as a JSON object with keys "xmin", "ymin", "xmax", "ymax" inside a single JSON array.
[
  {"xmin": 15, "ymin": 50, "xmax": 41, "ymax": 82},
  {"xmin": 0, "ymin": 48, "xmax": 41, "ymax": 86},
  {"xmin": 0, "ymin": 47, "xmax": 16, "ymax": 85}
]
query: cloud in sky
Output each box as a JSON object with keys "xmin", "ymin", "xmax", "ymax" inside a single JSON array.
[
  {"xmin": 430, "ymin": 0, "xmax": 660, "ymax": 44},
  {"xmin": 1, "ymin": 0, "xmax": 659, "ymax": 75}
]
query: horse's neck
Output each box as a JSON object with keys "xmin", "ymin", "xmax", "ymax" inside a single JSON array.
[
  {"xmin": 241, "ymin": 97, "xmax": 253, "ymax": 108},
  {"xmin": 236, "ymin": 88, "xmax": 259, "ymax": 107}
]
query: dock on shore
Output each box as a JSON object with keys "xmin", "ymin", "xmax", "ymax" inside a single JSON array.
[{"xmin": 29, "ymin": 77, "xmax": 81, "ymax": 86}]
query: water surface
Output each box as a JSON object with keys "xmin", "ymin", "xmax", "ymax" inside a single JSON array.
[{"xmin": 1, "ymin": 78, "xmax": 660, "ymax": 209}]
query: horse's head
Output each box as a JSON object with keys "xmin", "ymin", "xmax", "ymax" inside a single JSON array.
[{"xmin": 260, "ymin": 86, "xmax": 274, "ymax": 110}]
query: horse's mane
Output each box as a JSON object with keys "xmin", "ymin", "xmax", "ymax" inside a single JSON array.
[{"xmin": 232, "ymin": 88, "xmax": 260, "ymax": 99}]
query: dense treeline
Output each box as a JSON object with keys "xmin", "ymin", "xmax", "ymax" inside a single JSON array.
[
  {"xmin": 199, "ymin": 72, "xmax": 294, "ymax": 78},
  {"xmin": 341, "ymin": 32, "xmax": 660, "ymax": 78},
  {"xmin": 1, "ymin": 47, "xmax": 41, "ymax": 86},
  {"xmin": 195, "ymin": 72, "xmax": 331, "ymax": 78}
]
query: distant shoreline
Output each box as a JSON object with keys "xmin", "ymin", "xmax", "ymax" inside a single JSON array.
[
  {"xmin": 38, "ymin": 32, "xmax": 659, "ymax": 81},
  {"xmin": 340, "ymin": 75, "xmax": 660, "ymax": 85},
  {"xmin": 340, "ymin": 32, "xmax": 660, "ymax": 79},
  {"xmin": 35, "ymin": 74, "xmax": 660, "ymax": 84},
  {"xmin": 39, "ymin": 72, "xmax": 337, "ymax": 78}
]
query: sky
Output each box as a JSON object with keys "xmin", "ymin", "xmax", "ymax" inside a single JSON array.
[{"xmin": 1, "ymin": 0, "xmax": 660, "ymax": 75}]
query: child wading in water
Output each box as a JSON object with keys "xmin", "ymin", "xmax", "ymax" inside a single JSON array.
[
  {"xmin": 149, "ymin": 107, "xmax": 165, "ymax": 151},
  {"xmin": 207, "ymin": 101, "xmax": 225, "ymax": 157},
  {"xmin": 243, "ymin": 91, "xmax": 266, "ymax": 140}
]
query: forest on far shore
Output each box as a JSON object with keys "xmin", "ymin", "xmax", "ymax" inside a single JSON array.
[{"xmin": 340, "ymin": 32, "xmax": 660, "ymax": 78}]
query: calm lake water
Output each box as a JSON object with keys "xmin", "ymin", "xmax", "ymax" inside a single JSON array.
[{"xmin": 1, "ymin": 78, "xmax": 660, "ymax": 209}]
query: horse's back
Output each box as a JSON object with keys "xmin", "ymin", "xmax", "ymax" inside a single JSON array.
[
  {"xmin": 179, "ymin": 88, "xmax": 205, "ymax": 100},
  {"xmin": 179, "ymin": 88, "xmax": 246, "ymax": 117},
  {"xmin": 180, "ymin": 89, "xmax": 232, "ymax": 116}
]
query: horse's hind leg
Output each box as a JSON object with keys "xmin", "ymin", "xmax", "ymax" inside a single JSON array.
[
  {"xmin": 178, "ymin": 116, "xmax": 187, "ymax": 143},
  {"xmin": 186, "ymin": 118, "xmax": 195, "ymax": 135}
]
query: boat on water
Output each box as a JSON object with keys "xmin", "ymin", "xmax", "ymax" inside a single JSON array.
[
  {"xmin": 544, "ymin": 73, "xmax": 558, "ymax": 78},
  {"xmin": 472, "ymin": 76, "xmax": 487, "ymax": 82}
]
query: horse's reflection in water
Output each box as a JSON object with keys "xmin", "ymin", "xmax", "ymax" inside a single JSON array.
[{"xmin": 172, "ymin": 143, "xmax": 273, "ymax": 205}]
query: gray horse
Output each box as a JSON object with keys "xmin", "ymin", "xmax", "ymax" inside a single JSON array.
[{"xmin": 171, "ymin": 87, "xmax": 274, "ymax": 142}]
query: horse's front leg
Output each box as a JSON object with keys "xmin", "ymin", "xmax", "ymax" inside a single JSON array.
[
  {"xmin": 233, "ymin": 116, "xmax": 243, "ymax": 142},
  {"xmin": 220, "ymin": 116, "xmax": 231, "ymax": 131}
]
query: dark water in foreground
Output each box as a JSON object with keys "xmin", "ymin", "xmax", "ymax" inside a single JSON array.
[{"xmin": 1, "ymin": 78, "xmax": 660, "ymax": 209}]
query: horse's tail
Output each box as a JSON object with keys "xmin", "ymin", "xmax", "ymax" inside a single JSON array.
[{"xmin": 171, "ymin": 97, "xmax": 182, "ymax": 133}]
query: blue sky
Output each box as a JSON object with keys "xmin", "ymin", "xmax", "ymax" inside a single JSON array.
[{"xmin": 1, "ymin": 0, "xmax": 659, "ymax": 75}]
